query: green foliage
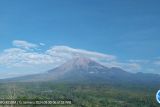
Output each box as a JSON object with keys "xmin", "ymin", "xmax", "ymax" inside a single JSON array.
[{"xmin": 0, "ymin": 82, "xmax": 159, "ymax": 107}]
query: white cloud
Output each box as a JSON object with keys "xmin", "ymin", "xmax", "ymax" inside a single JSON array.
[
  {"xmin": 100, "ymin": 61, "xmax": 141, "ymax": 72},
  {"xmin": 120, "ymin": 63, "xmax": 141, "ymax": 72},
  {"xmin": 153, "ymin": 57, "xmax": 160, "ymax": 65},
  {"xmin": 0, "ymin": 45, "xmax": 116, "ymax": 68},
  {"xmin": 40, "ymin": 43, "xmax": 45, "ymax": 46},
  {"xmin": 1, "ymin": 40, "xmax": 158, "ymax": 78},
  {"xmin": 45, "ymin": 46, "xmax": 143, "ymax": 72},
  {"xmin": 128, "ymin": 59, "xmax": 149, "ymax": 63},
  {"xmin": 154, "ymin": 61, "xmax": 160, "ymax": 65},
  {"xmin": 13, "ymin": 40, "xmax": 38, "ymax": 50},
  {"xmin": 46, "ymin": 45, "xmax": 116, "ymax": 61},
  {"xmin": 0, "ymin": 48, "xmax": 57, "ymax": 67}
]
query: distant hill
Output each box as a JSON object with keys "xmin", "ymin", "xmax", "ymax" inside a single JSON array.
[{"xmin": 1, "ymin": 57, "xmax": 160, "ymax": 87}]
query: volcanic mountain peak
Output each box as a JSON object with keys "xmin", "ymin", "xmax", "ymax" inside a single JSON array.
[
  {"xmin": 64, "ymin": 56, "xmax": 105, "ymax": 68},
  {"xmin": 2, "ymin": 56, "xmax": 160, "ymax": 86},
  {"xmin": 71, "ymin": 56, "xmax": 92, "ymax": 65},
  {"xmin": 48, "ymin": 56, "xmax": 108, "ymax": 73},
  {"xmin": 69, "ymin": 56, "xmax": 99, "ymax": 67}
]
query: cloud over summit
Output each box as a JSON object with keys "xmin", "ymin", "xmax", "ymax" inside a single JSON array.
[{"xmin": 0, "ymin": 40, "xmax": 159, "ymax": 78}]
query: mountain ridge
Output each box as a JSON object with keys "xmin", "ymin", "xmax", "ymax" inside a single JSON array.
[{"xmin": 1, "ymin": 57, "xmax": 160, "ymax": 87}]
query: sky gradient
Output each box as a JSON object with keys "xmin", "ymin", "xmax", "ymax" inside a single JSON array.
[{"xmin": 0, "ymin": 0, "xmax": 160, "ymax": 78}]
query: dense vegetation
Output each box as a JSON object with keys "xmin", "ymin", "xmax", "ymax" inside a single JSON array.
[{"xmin": 0, "ymin": 82, "xmax": 159, "ymax": 107}]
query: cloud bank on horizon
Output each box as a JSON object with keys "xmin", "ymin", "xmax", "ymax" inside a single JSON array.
[{"xmin": 0, "ymin": 40, "xmax": 159, "ymax": 79}]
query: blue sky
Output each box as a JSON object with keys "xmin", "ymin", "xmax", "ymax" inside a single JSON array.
[{"xmin": 0, "ymin": 0, "xmax": 160, "ymax": 78}]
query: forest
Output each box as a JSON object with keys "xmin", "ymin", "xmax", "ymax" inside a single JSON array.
[{"xmin": 0, "ymin": 82, "xmax": 159, "ymax": 107}]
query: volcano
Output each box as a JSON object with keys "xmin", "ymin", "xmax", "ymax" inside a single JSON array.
[{"xmin": 2, "ymin": 57, "xmax": 160, "ymax": 86}]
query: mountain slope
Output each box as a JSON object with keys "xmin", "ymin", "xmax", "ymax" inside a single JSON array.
[{"xmin": 2, "ymin": 57, "xmax": 160, "ymax": 87}]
